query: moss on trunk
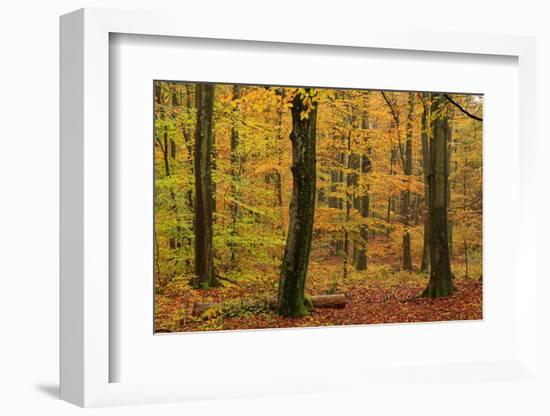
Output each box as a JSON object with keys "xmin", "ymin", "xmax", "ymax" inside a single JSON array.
[
  {"xmin": 277, "ymin": 90, "xmax": 318, "ymax": 317},
  {"xmin": 421, "ymin": 94, "xmax": 455, "ymax": 298},
  {"xmin": 193, "ymin": 83, "xmax": 219, "ymax": 289}
]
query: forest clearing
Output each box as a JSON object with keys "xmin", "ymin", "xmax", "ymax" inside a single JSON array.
[{"xmin": 154, "ymin": 81, "xmax": 483, "ymax": 333}]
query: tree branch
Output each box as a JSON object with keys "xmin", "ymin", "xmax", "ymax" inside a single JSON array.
[
  {"xmin": 444, "ymin": 94, "xmax": 483, "ymax": 122},
  {"xmin": 463, "ymin": 195, "xmax": 482, "ymax": 210},
  {"xmin": 215, "ymin": 274, "xmax": 240, "ymax": 286},
  {"xmin": 380, "ymin": 91, "xmax": 400, "ymax": 126},
  {"xmin": 155, "ymin": 137, "xmax": 166, "ymax": 153},
  {"xmin": 380, "ymin": 91, "xmax": 406, "ymax": 172}
]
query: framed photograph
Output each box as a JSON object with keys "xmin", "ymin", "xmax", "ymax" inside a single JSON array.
[{"xmin": 60, "ymin": 8, "xmax": 538, "ymax": 408}]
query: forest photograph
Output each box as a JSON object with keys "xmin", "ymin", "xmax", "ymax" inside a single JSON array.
[{"xmin": 154, "ymin": 81, "xmax": 483, "ymax": 333}]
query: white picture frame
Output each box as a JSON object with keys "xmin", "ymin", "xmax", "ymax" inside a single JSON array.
[{"xmin": 60, "ymin": 7, "xmax": 538, "ymax": 408}]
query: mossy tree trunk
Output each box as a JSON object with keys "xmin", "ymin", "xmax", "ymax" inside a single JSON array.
[
  {"xmin": 193, "ymin": 83, "xmax": 219, "ymax": 289},
  {"xmin": 422, "ymin": 94, "xmax": 455, "ymax": 297},
  {"xmin": 278, "ymin": 89, "xmax": 318, "ymax": 317}
]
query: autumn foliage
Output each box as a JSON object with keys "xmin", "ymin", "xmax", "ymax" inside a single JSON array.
[{"xmin": 154, "ymin": 81, "xmax": 483, "ymax": 333}]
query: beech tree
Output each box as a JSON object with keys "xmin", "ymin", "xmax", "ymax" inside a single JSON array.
[
  {"xmin": 352, "ymin": 111, "xmax": 371, "ymax": 271},
  {"xmin": 420, "ymin": 93, "xmax": 430, "ymax": 273},
  {"xmin": 193, "ymin": 83, "xmax": 218, "ymax": 289},
  {"xmin": 229, "ymin": 85, "xmax": 241, "ymax": 265},
  {"xmin": 277, "ymin": 89, "xmax": 318, "ymax": 317},
  {"xmin": 401, "ymin": 92, "xmax": 414, "ymax": 270},
  {"xmin": 422, "ymin": 93, "xmax": 455, "ymax": 297}
]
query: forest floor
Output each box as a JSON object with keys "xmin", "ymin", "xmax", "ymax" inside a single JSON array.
[{"xmin": 155, "ymin": 253, "xmax": 483, "ymax": 333}]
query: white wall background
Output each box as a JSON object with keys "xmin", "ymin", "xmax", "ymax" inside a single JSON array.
[{"xmin": 0, "ymin": 1, "xmax": 548, "ymax": 415}]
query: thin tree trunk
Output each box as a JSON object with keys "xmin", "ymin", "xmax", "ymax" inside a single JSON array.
[
  {"xmin": 162, "ymin": 128, "xmax": 171, "ymax": 177},
  {"xmin": 273, "ymin": 89, "xmax": 285, "ymax": 207},
  {"xmin": 229, "ymin": 85, "xmax": 241, "ymax": 265},
  {"xmin": 182, "ymin": 84, "xmax": 194, "ymax": 211},
  {"xmin": 155, "ymin": 83, "xmax": 181, "ymax": 259},
  {"xmin": 170, "ymin": 83, "xmax": 179, "ymax": 159},
  {"xmin": 420, "ymin": 93, "xmax": 430, "ymax": 273},
  {"xmin": 354, "ymin": 111, "xmax": 371, "ymax": 271},
  {"xmin": 193, "ymin": 83, "xmax": 218, "ymax": 289},
  {"xmin": 463, "ymin": 146, "xmax": 469, "ymax": 278},
  {"xmin": 401, "ymin": 93, "xmax": 414, "ymax": 270},
  {"xmin": 386, "ymin": 146, "xmax": 396, "ymax": 237},
  {"xmin": 154, "ymin": 231, "xmax": 162, "ymax": 291},
  {"xmin": 329, "ymin": 149, "xmax": 345, "ymax": 255},
  {"xmin": 447, "ymin": 114, "xmax": 454, "ymax": 260},
  {"xmin": 421, "ymin": 94, "xmax": 455, "ymax": 297},
  {"xmin": 278, "ymin": 89, "xmax": 318, "ymax": 317},
  {"xmin": 343, "ymin": 129, "xmax": 352, "ymax": 280}
]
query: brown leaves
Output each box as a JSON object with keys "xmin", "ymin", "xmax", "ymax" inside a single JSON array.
[{"xmin": 156, "ymin": 276, "xmax": 482, "ymax": 333}]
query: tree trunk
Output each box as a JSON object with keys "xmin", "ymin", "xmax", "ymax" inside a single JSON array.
[
  {"xmin": 183, "ymin": 84, "xmax": 194, "ymax": 211},
  {"xmin": 274, "ymin": 91, "xmax": 284, "ymax": 207},
  {"xmin": 421, "ymin": 94, "xmax": 455, "ymax": 297},
  {"xmin": 401, "ymin": 93, "xmax": 414, "ymax": 270},
  {"xmin": 463, "ymin": 148, "xmax": 469, "ymax": 278},
  {"xmin": 354, "ymin": 112, "xmax": 371, "ymax": 270},
  {"xmin": 447, "ymin": 114, "xmax": 454, "ymax": 260},
  {"xmin": 343, "ymin": 129, "xmax": 352, "ymax": 280},
  {"xmin": 154, "ymin": 231, "xmax": 162, "ymax": 290},
  {"xmin": 229, "ymin": 85, "xmax": 241, "ymax": 265},
  {"xmin": 278, "ymin": 89, "xmax": 318, "ymax": 317},
  {"xmin": 386, "ymin": 146, "xmax": 396, "ymax": 237},
  {"xmin": 169, "ymin": 83, "xmax": 179, "ymax": 159},
  {"xmin": 193, "ymin": 83, "xmax": 218, "ymax": 289},
  {"xmin": 329, "ymin": 149, "xmax": 345, "ymax": 255},
  {"xmin": 155, "ymin": 83, "xmax": 181, "ymax": 266},
  {"xmin": 420, "ymin": 93, "xmax": 430, "ymax": 273}
]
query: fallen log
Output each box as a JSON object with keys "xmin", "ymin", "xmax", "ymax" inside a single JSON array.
[{"xmin": 192, "ymin": 294, "xmax": 346, "ymax": 317}]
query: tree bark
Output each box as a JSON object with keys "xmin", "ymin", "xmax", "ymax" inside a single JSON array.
[
  {"xmin": 278, "ymin": 89, "xmax": 318, "ymax": 317},
  {"xmin": 447, "ymin": 114, "xmax": 454, "ymax": 260},
  {"xmin": 154, "ymin": 231, "xmax": 162, "ymax": 290},
  {"xmin": 386, "ymin": 146, "xmax": 396, "ymax": 237},
  {"xmin": 274, "ymin": 90, "xmax": 284, "ymax": 207},
  {"xmin": 193, "ymin": 83, "xmax": 219, "ymax": 289},
  {"xmin": 420, "ymin": 93, "xmax": 430, "ymax": 273},
  {"xmin": 401, "ymin": 93, "xmax": 414, "ymax": 270},
  {"xmin": 182, "ymin": 84, "xmax": 194, "ymax": 211},
  {"xmin": 463, "ymin": 146, "xmax": 470, "ymax": 278},
  {"xmin": 421, "ymin": 94, "xmax": 455, "ymax": 297},
  {"xmin": 169, "ymin": 83, "xmax": 179, "ymax": 159},
  {"xmin": 229, "ymin": 85, "xmax": 241, "ymax": 265},
  {"xmin": 353, "ymin": 112, "xmax": 371, "ymax": 270},
  {"xmin": 343, "ymin": 128, "xmax": 352, "ymax": 280}
]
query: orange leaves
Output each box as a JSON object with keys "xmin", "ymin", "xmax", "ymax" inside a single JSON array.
[{"xmin": 156, "ymin": 273, "xmax": 482, "ymax": 332}]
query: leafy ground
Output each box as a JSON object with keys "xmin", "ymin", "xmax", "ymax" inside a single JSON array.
[{"xmin": 155, "ymin": 253, "xmax": 483, "ymax": 333}]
